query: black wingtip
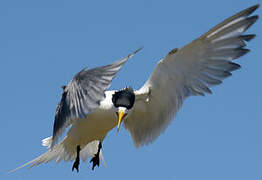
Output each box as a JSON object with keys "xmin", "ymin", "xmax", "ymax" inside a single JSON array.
[
  {"xmin": 252, "ymin": 4, "xmax": 260, "ymax": 11},
  {"xmin": 246, "ymin": 4, "xmax": 260, "ymax": 15},
  {"xmin": 127, "ymin": 46, "xmax": 144, "ymax": 59},
  {"xmin": 235, "ymin": 4, "xmax": 260, "ymax": 20},
  {"xmin": 133, "ymin": 46, "xmax": 144, "ymax": 54},
  {"xmin": 228, "ymin": 62, "xmax": 241, "ymax": 71},
  {"xmin": 249, "ymin": 15, "xmax": 259, "ymax": 22},
  {"xmin": 240, "ymin": 34, "xmax": 256, "ymax": 42},
  {"xmin": 233, "ymin": 48, "xmax": 250, "ymax": 60},
  {"xmin": 244, "ymin": 15, "xmax": 259, "ymax": 31}
]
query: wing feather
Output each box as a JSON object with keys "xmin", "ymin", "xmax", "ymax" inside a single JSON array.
[
  {"xmin": 51, "ymin": 47, "xmax": 143, "ymax": 147},
  {"xmin": 125, "ymin": 5, "xmax": 259, "ymax": 147}
]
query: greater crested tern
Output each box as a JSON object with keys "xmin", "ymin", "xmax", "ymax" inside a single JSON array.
[{"xmin": 11, "ymin": 4, "xmax": 259, "ymax": 173}]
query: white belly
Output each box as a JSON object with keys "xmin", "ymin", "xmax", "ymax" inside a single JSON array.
[
  {"xmin": 59, "ymin": 90, "xmax": 117, "ymax": 151},
  {"xmin": 66, "ymin": 107, "xmax": 117, "ymax": 147}
]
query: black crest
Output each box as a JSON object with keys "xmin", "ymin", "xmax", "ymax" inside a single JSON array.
[{"xmin": 112, "ymin": 87, "xmax": 135, "ymax": 109}]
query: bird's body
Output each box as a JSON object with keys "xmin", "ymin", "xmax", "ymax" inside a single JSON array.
[
  {"xmin": 68, "ymin": 91, "xmax": 116, "ymax": 145},
  {"xmin": 45, "ymin": 91, "xmax": 117, "ymax": 160},
  {"xmin": 11, "ymin": 4, "xmax": 259, "ymax": 173}
]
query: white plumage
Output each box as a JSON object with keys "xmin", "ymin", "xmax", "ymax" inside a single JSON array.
[{"xmin": 11, "ymin": 4, "xmax": 259, "ymax": 172}]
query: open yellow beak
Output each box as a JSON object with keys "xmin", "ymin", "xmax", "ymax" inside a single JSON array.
[{"xmin": 117, "ymin": 110, "xmax": 125, "ymax": 132}]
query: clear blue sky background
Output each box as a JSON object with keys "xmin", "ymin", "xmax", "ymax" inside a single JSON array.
[{"xmin": 1, "ymin": 0, "xmax": 261, "ymax": 180}]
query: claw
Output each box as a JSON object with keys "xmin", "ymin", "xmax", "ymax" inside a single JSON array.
[
  {"xmin": 90, "ymin": 155, "xmax": 100, "ymax": 170},
  {"xmin": 72, "ymin": 160, "xmax": 80, "ymax": 172},
  {"xmin": 72, "ymin": 145, "xmax": 81, "ymax": 173},
  {"xmin": 89, "ymin": 142, "xmax": 102, "ymax": 171}
]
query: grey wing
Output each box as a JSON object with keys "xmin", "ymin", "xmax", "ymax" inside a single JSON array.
[
  {"xmin": 125, "ymin": 5, "xmax": 259, "ymax": 147},
  {"xmin": 51, "ymin": 47, "xmax": 142, "ymax": 147}
]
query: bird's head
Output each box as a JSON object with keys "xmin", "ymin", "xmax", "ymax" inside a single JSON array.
[{"xmin": 112, "ymin": 87, "xmax": 135, "ymax": 131}]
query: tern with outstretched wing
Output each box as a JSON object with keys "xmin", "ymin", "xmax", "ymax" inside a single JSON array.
[{"xmin": 11, "ymin": 4, "xmax": 259, "ymax": 173}]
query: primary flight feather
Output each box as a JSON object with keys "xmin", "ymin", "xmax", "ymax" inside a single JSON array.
[{"xmin": 11, "ymin": 4, "xmax": 259, "ymax": 173}]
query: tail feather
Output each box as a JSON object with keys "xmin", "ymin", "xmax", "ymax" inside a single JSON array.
[
  {"xmin": 99, "ymin": 150, "xmax": 107, "ymax": 167},
  {"xmin": 9, "ymin": 137, "xmax": 106, "ymax": 173},
  {"xmin": 80, "ymin": 140, "xmax": 107, "ymax": 166},
  {"xmin": 9, "ymin": 138, "xmax": 72, "ymax": 173},
  {"xmin": 8, "ymin": 156, "xmax": 41, "ymax": 173},
  {"xmin": 42, "ymin": 136, "xmax": 52, "ymax": 148}
]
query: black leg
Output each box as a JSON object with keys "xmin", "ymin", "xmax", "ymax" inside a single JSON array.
[
  {"xmin": 72, "ymin": 145, "xmax": 81, "ymax": 172},
  {"xmin": 90, "ymin": 142, "xmax": 102, "ymax": 171}
]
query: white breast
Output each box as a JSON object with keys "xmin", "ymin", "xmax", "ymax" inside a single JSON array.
[{"xmin": 66, "ymin": 90, "xmax": 117, "ymax": 147}]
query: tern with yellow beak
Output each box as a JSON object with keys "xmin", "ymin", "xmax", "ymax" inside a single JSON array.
[{"xmin": 11, "ymin": 4, "xmax": 259, "ymax": 173}]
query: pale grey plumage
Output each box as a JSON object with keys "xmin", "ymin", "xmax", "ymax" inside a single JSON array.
[
  {"xmin": 125, "ymin": 4, "xmax": 259, "ymax": 147},
  {"xmin": 52, "ymin": 47, "xmax": 143, "ymax": 147}
]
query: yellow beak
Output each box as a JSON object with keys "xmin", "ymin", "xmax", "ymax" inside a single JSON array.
[{"xmin": 117, "ymin": 110, "xmax": 125, "ymax": 132}]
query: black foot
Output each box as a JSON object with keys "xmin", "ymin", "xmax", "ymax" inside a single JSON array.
[
  {"xmin": 72, "ymin": 159, "xmax": 80, "ymax": 172},
  {"xmin": 90, "ymin": 142, "xmax": 102, "ymax": 171},
  {"xmin": 90, "ymin": 154, "xmax": 100, "ymax": 170},
  {"xmin": 72, "ymin": 145, "xmax": 81, "ymax": 173}
]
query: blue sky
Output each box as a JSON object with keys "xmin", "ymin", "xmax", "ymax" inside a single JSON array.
[{"xmin": 1, "ymin": 0, "xmax": 261, "ymax": 179}]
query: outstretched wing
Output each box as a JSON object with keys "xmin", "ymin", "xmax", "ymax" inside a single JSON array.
[
  {"xmin": 124, "ymin": 5, "xmax": 259, "ymax": 147},
  {"xmin": 51, "ymin": 47, "xmax": 142, "ymax": 147}
]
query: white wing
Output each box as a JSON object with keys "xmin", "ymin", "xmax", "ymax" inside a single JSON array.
[{"xmin": 124, "ymin": 5, "xmax": 259, "ymax": 147}]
